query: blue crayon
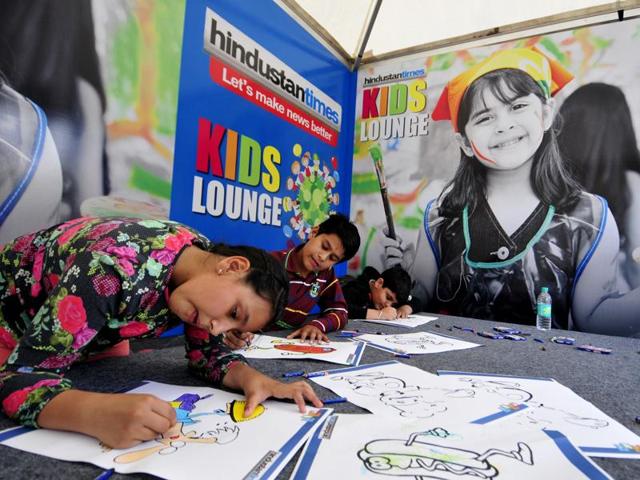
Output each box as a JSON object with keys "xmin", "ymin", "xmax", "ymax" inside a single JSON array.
[
  {"xmin": 95, "ymin": 469, "xmax": 115, "ymax": 480},
  {"xmin": 533, "ymin": 338, "xmax": 545, "ymax": 343},
  {"xmin": 394, "ymin": 353, "xmax": 411, "ymax": 359},
  {"xmin": 305, "ymin": 371, "xmax": 329, "ymax": 378},
  {"xmin": 282, "ymin": 370, "xmax": 305, "ymax": 378},
  {"xmin": 323, "ymin": 397, "xmax": 348, "ymax": 405}
]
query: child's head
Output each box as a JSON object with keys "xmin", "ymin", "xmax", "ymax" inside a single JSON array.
[
  {"xmin": 558, "ymin": 82, "xmax": 640, "ymax": 237},
  {"xmin": 432, "ymin": 48, "xmax": 580, "ymax": 215},
  {"xmin": 370, "ymin": 266, "xmax": 412, "ymax": 309},
  {"xmin": 170, "ymin": 244, "xmax": 288, "ymax": 335},
  {"xmin": 299, "ymin": 213, "xmax": 360, "ymax": 274}
]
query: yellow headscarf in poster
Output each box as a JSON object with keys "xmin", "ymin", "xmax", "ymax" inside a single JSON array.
[{"xmin": 432, "ymin": 47, "xmax": 574, "ymax": 132}]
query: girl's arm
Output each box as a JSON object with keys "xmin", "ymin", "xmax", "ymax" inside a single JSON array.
[
  {"xmin": 37, "ymin": 390, "xmax": 176, "ymax": 449},
  {"xmin": 184, "ymin": 323, "xmax": 248, "ymax": 383},
  {"xmin": 222, "ymin": 362, "xmax": 322, "ymax": 416},
  {"xmin": 572, "ymin": 207, "xmax": 640, "ymax": 336}
]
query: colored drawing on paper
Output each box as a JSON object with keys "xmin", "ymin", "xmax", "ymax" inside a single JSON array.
[
  {"xmin": 358, "ymin": 430, "xmax": 533, "ymax": 478},
  {"xmin": 112, "ymin": 392, "xmax": 264, "ymax": 464},
  {"xmin": 282, "ymin": 144, "xmax": 340, "ymax": 240}
]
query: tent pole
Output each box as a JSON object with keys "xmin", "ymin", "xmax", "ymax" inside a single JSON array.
[{"xmin": 352, "ymin": 0, "xmax": 382, "ymax": 71}]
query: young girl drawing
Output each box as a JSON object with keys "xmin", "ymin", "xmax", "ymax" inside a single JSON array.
[
  {"xmin": 386, "ymin": 47, "xmax": 639, "ymax": 336},
  {"xmin": 0, "ymin": 217, "xmax": 322, "ymax": 449}
]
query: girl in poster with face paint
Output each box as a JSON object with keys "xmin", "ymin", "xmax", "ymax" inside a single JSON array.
[{"xmin": 384, "ymin": 47, "xmax": 640, "ymax": 336}]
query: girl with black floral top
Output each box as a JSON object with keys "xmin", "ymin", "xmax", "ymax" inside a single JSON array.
[{"xmin": 0, "ymin": 216, "xmax": 321, "ymax": 448}]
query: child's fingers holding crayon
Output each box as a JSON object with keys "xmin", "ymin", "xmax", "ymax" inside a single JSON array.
[{"xmin": 223, "ymin": 330, "xmax": 252, "ymax": 349}]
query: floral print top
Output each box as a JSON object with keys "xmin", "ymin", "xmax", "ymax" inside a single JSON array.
[{"xmin": 0, "ymin": 217, "xmax": 246, "ymax": 427}]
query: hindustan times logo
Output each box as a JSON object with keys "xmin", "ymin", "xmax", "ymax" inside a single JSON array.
[
  {"xmin": 208, "ymin": 16, "xmax": 340, "ymax": 126},
  {"xmin": 363, "ymin": 69, "xmax": 426, "ymax": 87}
]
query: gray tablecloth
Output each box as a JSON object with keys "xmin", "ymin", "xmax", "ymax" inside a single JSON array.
[{"xmin": 1, "ymin": 314, "xmax": 639, "ymax": 479}]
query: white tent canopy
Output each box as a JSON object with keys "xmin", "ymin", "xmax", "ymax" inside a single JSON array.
[{"xmin": 283, "ymin": 0, "xmax": 640, "ymax": 65}]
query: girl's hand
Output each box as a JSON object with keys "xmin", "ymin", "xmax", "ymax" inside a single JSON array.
[
  {"xmin": 38, "ymin": 390, "xmax": 177, "ymax": 449},
  {"xmin": 380, "ymin": 306, "xmax": 398, "ymax": 320},
  {"xmin": 223, "ymin": 330, "xmax": 255, "ymax": 349},
  {"xmin": 287, "ymin": 324, "xmax": 328, "ymax": 343},
  {"xmin": 223, "ymin": 364, "xmax": 323, "ymax": 415},
  {"xmin": 397, "ymin": 305, "xmax": 413, "ymax": 318}
]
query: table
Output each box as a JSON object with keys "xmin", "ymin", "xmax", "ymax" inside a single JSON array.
[{"xmin": 1, "ymin": 314, "xmax": 639, "ymax": 479}]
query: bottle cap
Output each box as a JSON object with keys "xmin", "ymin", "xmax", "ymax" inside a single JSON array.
[{"xmin": 541, "ymin": 287, "xmax": 549, "ymax": 293}]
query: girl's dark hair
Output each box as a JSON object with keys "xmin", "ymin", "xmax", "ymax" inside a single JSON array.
[
  {"xmin": 316, "ymin": 213, "xmax": 361, "ymax": 262},
  {"xmin": 208, "ymin": 244, "xmax": 288, "ymax": 323},
  {"xmin": 558, "ymin": 82, "xmax": 640, "ymax": 238},
  {"xmin": 440, "ymin": 68, "xmax": 581, "ymax": 217}
]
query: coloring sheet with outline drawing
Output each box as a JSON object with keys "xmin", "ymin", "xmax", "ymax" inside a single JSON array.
[
  {"xmin": 355, "ymin": 331, "xmax": 480, "ymax": 354},
  {"xmin": 353, "ymin": 313, "xmax": 438, "ymax": 329},
  {"xmin": 0, "ymin": 381, "xmax": 331, "ymax": 480},
  {"xmin": 437, "ymin": 371, "xmax": 640, "ymax": 459},
  {"xmin": 308, "ymin": 361, "xmax": 529, "ymax": 424},
  {"xmin": 233, "ymin": 334, "xmax": 365, "ymax": 365},
  {"xmin": 291, "ymin": 414, "xmax": 612, "ymax": 480}
]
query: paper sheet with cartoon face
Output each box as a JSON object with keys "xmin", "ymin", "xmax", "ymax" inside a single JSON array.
[
  {"xmin": 309, "ymin": 361, "xmax": 529, "ymax": 425},
  {"xmin": 356, "ymin": 331, "xmax": 480, "ymax": 354},
  {"xmin": 0, "ymin": 381, "xmax": 331, "ymax": 480},
  {"xmin": 437, "ymin": 371, "xmax": 640, "ymax": 459},
  {"xmin": 234, "ymin": 334, "xmax": 366, "ymax": 365},
  {"xmin": 291, "ymin": 414, "xmax": 612, "ymax": 480},
  {"xmin": 353, "ymin": 313, "xmax": 438, "ymax": 328}
]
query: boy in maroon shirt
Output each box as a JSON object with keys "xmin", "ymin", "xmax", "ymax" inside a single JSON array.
[{"xmin": 225, "ymin": 214, "xmax": 360, "ymax": 346}]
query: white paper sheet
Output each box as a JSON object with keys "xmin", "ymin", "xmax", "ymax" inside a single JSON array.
[
  {"xmin": 233, "ymin": 334, "xmax": 365, "ymax": 365},
  {"xmin": 308, "ymin": 361, "xmax": 526, "ymax": 424},
  {"xmin": 291, "ymin": 414, "xmax": 612, "ymax": 480},
  {"xmin": 353, "ymin": 313, "xmax": 438, "ymax": 328},
  {"xmin": 0, "ymin": 381, "xmax": 332, "ymax": 480},
  {"xmin": 438, "ymin": 371, "xmax": 640, "ymax": 459},
  {"xmin": 355, "ymin": 331, "xmax": 480, "ymax": 354}
]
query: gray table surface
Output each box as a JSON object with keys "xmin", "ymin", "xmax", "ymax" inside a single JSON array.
[{"xmin": 1, "ymin": 314, "xmax": 639, "ymax": 479}]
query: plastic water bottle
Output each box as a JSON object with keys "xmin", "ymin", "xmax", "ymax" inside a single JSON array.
[{"xmin": 536, "ymin": 287, "xmax": 552, "ymax": 330}]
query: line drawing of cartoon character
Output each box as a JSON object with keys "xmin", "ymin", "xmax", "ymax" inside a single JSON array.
[
  {"xmin": 112, "ymin": 394, "xmax": 264, "ymax": 464},
  {"xmin": 517, "ymin": 403, "xmax": 609, "ymax": 429},
  {"xmin": 386, "ymin": 334, "xmax": 453, "ymax": 349},
  {"xmin": 331, "ymin": 371, "xmax": 408, "ymax": 396},
  {"xmin": 331, "ymin": 372, "xmax": 475, "ymax": 419},
  {"xmin": 358, "ymin": 430, "xmax": 533, "ymax": 479},
  {"xmin": 454, "ymin": 378, "xmax": 534, "ymax": 403}
]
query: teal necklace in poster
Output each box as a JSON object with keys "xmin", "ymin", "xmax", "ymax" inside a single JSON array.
[{"xmin": 282, "ymin": 143, "xmax": 340, "ymax": 241}]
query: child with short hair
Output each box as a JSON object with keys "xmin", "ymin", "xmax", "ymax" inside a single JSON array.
[
  {"xmin": 342, "ymin": 265, "xmax": 413, "ymax": 320},
  {"xmin": 225, "ymin": 213, "xmax": 360, "ymax": 346}
]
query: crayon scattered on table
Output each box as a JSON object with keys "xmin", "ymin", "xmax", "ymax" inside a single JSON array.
[
  {"xmin": 477, "ymin": 331, "xmax": 503, "ymax": 339},
  {"xmin": 533, "ymin": 338, "xmax": 545, "ymax": 343},
  {"xmin": 394, "ymin": 353, "xmax": 411, "ymax": 359},
  {"xmin": 323, "ymin": 397, "xmax": 348, "ymax": 405},
  {"xmin": 305, "ymin": 371, "xmax": 330, "ymax": 378},
  {"xmin": 337, "ymin": 332, "xmax": 357, "ymax": 338},
  {"xmin": 282, "ymin": 370, "xmax": 305, "ymax": 378},
  {"xmin": 95, "ymin": 469, "xmax": 115, "ymax": 480},
  {"xmin": 576, "ymin": 344, "xmax": 612, "ymax": 354}
]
